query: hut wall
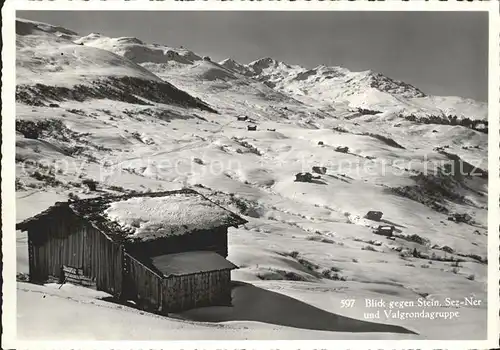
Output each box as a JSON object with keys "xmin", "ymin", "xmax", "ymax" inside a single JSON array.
[
  {"xmin": 124, "ymin": 253, "xmax": 163, "ymax": 311},
  {"xmin": 27, "ymin": 208, "xmax": 84, "ymax": 282},
  {"xmin": 126, "ymin": 227, "xmax": 228, "ymax": 259},
  {"xmin": 163, "ymin": 269, "xmax": 232, "ymax": 312},
  {"xmin": 26, "ymin": 208, "xmax": 123, "ymax": 297},
  {"xmin": 82, "ymin": 223, "xmax": 123, "ymax": 296}
]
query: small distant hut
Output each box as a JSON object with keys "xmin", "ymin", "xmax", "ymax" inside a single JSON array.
[
  {"xmin": 16, "ymin": 189, "xmax": 247, "ymax": 313},
  {"xmin": 364, "ymin": 210, "xmax": 383, "ymax": 221},
  {"xmin": 247, "ymin": 125, "xmax": 257, "ymax": 131},
  {"xmin": 312, "ymin": 166, "xmax": 327, "ymax": 175},
  {"xmin": 373, "ymin": 225, "xmax": 394, "ymax": 237},
  {"xmin": 335, "ymin": 146, "xmax": 349, "ymax": 153},
  {"xmin": 294, "ymin": 172, "xmax": 313, "ymax": 183}
]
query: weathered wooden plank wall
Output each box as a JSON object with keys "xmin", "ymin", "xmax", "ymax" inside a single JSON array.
[
  {"xmin": 125, "ymin": 252, "xmax": 163, "ymax": 312},
  {"xmin": 163, "ymin": 269, "xmax": 232, "ymax": 312},
  {"xmin": 26, "ymin": 209, "xmax": 123, "ymax": 297},
  {"xmin": 83, "ymin": 223, "xmax": 123, "ymax": 296},
  {"xmin": 28, "ymin": 209, "xmax": 83, "ymax": 282}
]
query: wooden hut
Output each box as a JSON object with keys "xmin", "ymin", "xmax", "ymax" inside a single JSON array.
[{"xmin": 16, "ymin": 189, "xmax": 247, "ymax": 313}]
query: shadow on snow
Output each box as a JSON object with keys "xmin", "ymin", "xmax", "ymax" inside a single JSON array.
[{"xmin": 177, "ymin": 281, "xmax": 418, "ymax": 335}]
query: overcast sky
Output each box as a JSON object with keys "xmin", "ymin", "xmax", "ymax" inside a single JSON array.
[{"xmin": 18, "ymin": 11, "xmax": 488, "ymax": 101}]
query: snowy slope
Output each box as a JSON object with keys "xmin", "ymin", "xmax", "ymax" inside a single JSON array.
[
  {"xmin": 14, "ymin": 18, "xmax": 489, "ymax": 341},
  {"xmin": 76, "ymin": 33, "xmax": 203, "ymax": 66},
  {"xmin": 16, "ymin": 18, "xmax": 216, "ymax": 112},
  {"xmin": 16, "ymin": 19, "xmax": 163, "ymax": 86}
]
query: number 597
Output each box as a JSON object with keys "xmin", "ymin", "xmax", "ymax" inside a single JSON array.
[{"xmin": 341, "ymin": 299, "xmax": 355, "ymax": 308}]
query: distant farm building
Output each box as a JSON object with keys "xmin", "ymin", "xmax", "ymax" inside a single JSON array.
[
  {"xmin": 335, "ymin": 146, "xmax": 349, "ymax": 153},
  {"xmin": 312, "ymin": 166, "xmax": 327, "ymax": 175},
  {"xmin": 373, "ymin": 225, "xmax": 395, "ymax": 237},
  {"xmin": 364, "ymin": 211, "xmax": 383, "ymax": 221},
  {"xmin": 294, "ymin": 172, "xmax": 314, "ymax": 183},
  {"xmin": 16, "ymin": 189, "xmax": 247, "ymax": 313}
]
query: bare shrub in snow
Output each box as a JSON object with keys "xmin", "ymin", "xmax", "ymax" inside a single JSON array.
[
  {"xmin": 335, "ymin": 146, "xmax": 349, "ymax": 153},
  {"xmin": 362, "ymin": 132, "xmax": 405, "ymax": 149},
  {"xmin": 16, "ymin": 273, "xmax": 30, "ymax": 282},
  {"xmin": 399, "ymin": 233, "xmax": 430, "ymax": 246},
  {"xmin": 321, "ymin": 268, "xmax": 347, "ymax": 281},
  {"xmin": 285, "ymin": 251, "xmax": 300, "ymax": 259},
  {"xmin": 31, "ymin": 170, "xmax": 63, "ymax": 187},
  {"xmin": 16, "ymin": 119, "xmax": 66, "ymax": 140},
  {"xmin": 362, "ymin": 245, "xmax": 377, "ymax": 252},
  {"xmin": 333, "ymin": 126, "xmax": 349, "ymax": 133},
  {"xmin": 15, "ymin": 178, "xmax": 26, "ymax": 191},
  {"xmin": 68, "ymin": 192, "xmax": 80, "ymax": 201}
]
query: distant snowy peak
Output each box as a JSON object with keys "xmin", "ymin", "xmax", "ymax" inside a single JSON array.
[
  {"xmin": 219, "ymin": 58, "xmax": 253, "ymax": 76},
  {"xmin": 77, "ymin": 33, "xmax": 145, "ymax": 46},
  {"xmin": 248, "ymin": 57, "xmax": 295, "ymax": 73},
  {"xmin": 364, "ymin": 71, "xmax": 426, "ymax": 99},
  {"xmin": 248, "ymin": 57, "xmax": 305, "ymax": 78},
  {"xmin": 75, "ymin": 33, "xmax": 202, "ymax": 65},
  {"xmin": 232, "ymin": 57, "xmax": 485, "ymax": 118},
  {"xmin": 220, "ymin": 56, "xmax": 425, "ymax": 100},
  {"xmin": 16, "ymin": 18, "xmax": 79, "ymax": 38}
]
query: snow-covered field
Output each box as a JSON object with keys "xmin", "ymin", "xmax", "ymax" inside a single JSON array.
[{"xmin": 14, "ymin": 18, "xmax": 489, "ymax": 341}]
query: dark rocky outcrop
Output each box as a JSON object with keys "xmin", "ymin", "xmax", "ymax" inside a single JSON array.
[
  {"xmin": 16, "ymin": 76, "xmax": 217, "ymax": 113},
  {"xmin": 447, "ymin": 213, "xmax": 473, "ymax": 224}
]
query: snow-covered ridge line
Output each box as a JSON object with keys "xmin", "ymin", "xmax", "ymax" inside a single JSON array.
[
  {"xmin": 217, "ymin": 56, "xmax": 485, "ymax": 119},
  {"xmin": 75, "ymin": 32, "xmax": 203, "ymax": 65},
  {"xmin": 16, "ymin": 18, "xmax": 217, "ymax": 112}
]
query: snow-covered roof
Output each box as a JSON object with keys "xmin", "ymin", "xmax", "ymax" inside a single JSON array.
[
  {"xmin": 16, "ymin": 189, "xmax": 247, "ymax": 243},
  {"xmin": 151, "ymin": 251, "xmax": 237, "ymax": 277}
]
